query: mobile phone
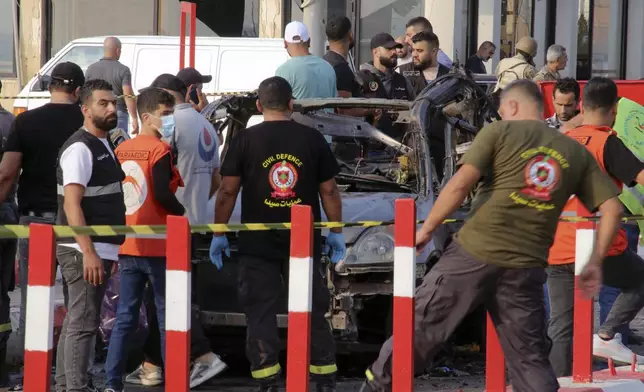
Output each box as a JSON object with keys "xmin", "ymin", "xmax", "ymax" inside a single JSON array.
[{"xmin": 189, "ymin": 85, "xmax": 200, "ymax": 104}]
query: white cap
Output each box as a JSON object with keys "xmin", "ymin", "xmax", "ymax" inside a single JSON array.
[{"xmin": 284, "ymin": 21, "xmax": 310, "ymax": 43}]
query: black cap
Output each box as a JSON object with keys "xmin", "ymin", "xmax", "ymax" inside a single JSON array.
[
  {"xmin": 370, "ymin": 33, "xmax": 403, "ymax": 50},
  {"xmin": 51, "ymin": 62, "xmax": 85, "ymax": 88},
  {"xmin": 176, "ymin": 67, "xmax": 212, "ymax": 87},
  {"xmin": 150, "ymin": 73, "xmax": 188, "ymax": 97}
]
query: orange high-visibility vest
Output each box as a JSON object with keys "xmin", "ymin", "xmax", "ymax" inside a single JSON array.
[
  {"xmin": 548, "ymin": 125, "xmax": 628, "ymax": 265},
  {"xmin": 115, "ymin": 135, "xmax": 183, "ymax": 258}
]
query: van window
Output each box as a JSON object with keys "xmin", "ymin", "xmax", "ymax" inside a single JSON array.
[
  {"xmin": 217, "ymin": 49, "xmax": 288, "ymax": 93},
  {"xmin": 133, "ymin": 47, "xmax": 214, "ymax": 92},
  {"xmin": 46, "ymin": 45, "xmax": 104, "ymax": 75}
]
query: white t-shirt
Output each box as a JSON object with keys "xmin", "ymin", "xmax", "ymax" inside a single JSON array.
[
  {"xmin": 172, "ymin": 103, "xmax": 220, "ymax": 225},
  {"xmin": 59, "ymin": 133, "xmax": 120, "ymax": 261}
]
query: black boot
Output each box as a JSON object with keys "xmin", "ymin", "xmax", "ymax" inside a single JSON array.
[{"xmin": 256, "ymin": 375, "xmax": 279, "ymax": 392}]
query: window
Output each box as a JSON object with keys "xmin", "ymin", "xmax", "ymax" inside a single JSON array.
[
  {"xmin": 500, "ymin": 0, "xmax": 534, "ymax": 59},
  {"xmin": 576, "ymin": 0, "xmax": 591, "ymax": 79},
  {"xmin": 358, "ymin": 0, "xmax": 424, "ymax": 64},
  {"xmin": 242, "ymin": 0, "xmax": 259, "ymax": 37},
  {"xmin": 590, "ymin": 0, "xmax": 624, "ymax": 78},
  {"xmin": 46, "ymin": 45, "xmax": 104, "ymax": 75},
  {"xmin": 0, "ymin": 0, "xmax": 16, "ymax": 76}
]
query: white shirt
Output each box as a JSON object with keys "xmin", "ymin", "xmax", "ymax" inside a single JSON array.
[
  {"xmin": 59, "ymin": 132, "xmax": 120, "ymax": 261},
  {"xmin": 172, "ymin": 103, "xmax": 221, "ymax": 225}
]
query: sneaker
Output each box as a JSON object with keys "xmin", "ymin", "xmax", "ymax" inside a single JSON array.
[
  {"xmin": 189, "ymin": 353, "xmax": 228, "ymax": 388},
  {"xmin": 124, "ymin": 363, "xmax": 163, "ymax": 386},
  {"xmin": 593, "ymin": 333, "xmax": 644, "ymax": 364},
  {"xmin": 7, "ymin": 384, "xmax": 23, "ymax": 391},
  {"xmin": 103, "ymin": 389, "xmax": 121, "ymax": 392}
]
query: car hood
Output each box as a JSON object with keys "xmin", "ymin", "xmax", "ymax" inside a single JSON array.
[{"xmin": 207, "ymin": 191, "xmax": 433, "ymax": 244}]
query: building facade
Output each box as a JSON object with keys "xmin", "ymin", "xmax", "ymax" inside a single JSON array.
[{"xmin": 1, "ymin": 0, "xmax": 643, "ymax": 109}]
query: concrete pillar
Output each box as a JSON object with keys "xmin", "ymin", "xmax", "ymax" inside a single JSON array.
[
  {"xmin": 303, "ymin": 0, "xmax": 327, "ymax": 57},
  {"xmin": 259, "ymin": 0, "xmax": 284, "ymax": 38},
  {"xmin": 554, "ymin": 0, "xmax": 579, "ymax": 78},
  {"xmin": 19, "ymin": 0, "xmax": 46, "ymax": 85},
  {"xmin": 477, "ymin": 0, "xmax": 502, "ymax": 74},
  {"xmin": 606, "ymin": 0, "xmax": 623, "ymax": 78},
  {"xmin": 425, "ymin": 0, "xmax": 466, "ymax": 64},
  {"xmin": 532, "ymin": 0, "xmax": 548, "ymax": 67},
  {"xmin": 626, "ymin": 0, "xmax": 644, "ymax": 79}
]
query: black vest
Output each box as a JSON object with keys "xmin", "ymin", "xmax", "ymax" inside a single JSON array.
[
  {"xmin": 56, "ymin": 129, "xmax": 126, "ymax": 245},
  {"xmin": 355, "ymin": 69, "xmax": 411, "ymax": 100}
]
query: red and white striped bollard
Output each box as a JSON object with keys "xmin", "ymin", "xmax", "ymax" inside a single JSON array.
[
  {"xmin": 24, "ymin": 223, "xmax": 57, "ymax": 392},
  {"xmin": 572, "ymin": 204, "xmax": 595, "ymax": 382},
  {"xmin": 166, "ymin": 215, "xmax": 192, "ymax": 392},
  {"xmin": 392, "ymin": 198, "xmax": 416, "ymax": 392},
  {"xmin": 286, "ymin": 205, "xmax": 314, "ymax": 392}
]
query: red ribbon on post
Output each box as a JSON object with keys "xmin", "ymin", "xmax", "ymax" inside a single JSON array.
[{"xmin": 179, "ymin": 1, "xmax": 197, "ymax": 69}]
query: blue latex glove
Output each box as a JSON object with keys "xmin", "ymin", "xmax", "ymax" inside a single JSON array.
[
  {"xmin": 323, "ymin": 232, "xmax": 346, "ymax": 264},
  {"xmin": 209, "ymin": 235, "xmax": 230, "ymax": 270}
]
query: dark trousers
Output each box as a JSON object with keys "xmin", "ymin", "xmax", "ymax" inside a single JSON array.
[
  {"xmin": 238, "ymin": 254, "xmax": 336, "ymax": 384},
  {"xmin": 0, "ymin": 202, "xmax": 17, "ymax": 384},
  {"xmin": 547, "ymin": 249, "xmax": 644, "ymax": 377},
  {"xmin": 142, "ymin": 284, "xmax": 212, "ymax": 367},
  {"xmin": 369, "ymin": 242, "xmax": 558, "ymax": 392},
  {"xmin": 55, "ymin": 246, "xmax": 113, "ymax": 392}
]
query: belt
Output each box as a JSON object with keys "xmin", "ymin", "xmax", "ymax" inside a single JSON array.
[{"xmin": 23, "ymin": 211, "xmax": 56, "ymax": 219}]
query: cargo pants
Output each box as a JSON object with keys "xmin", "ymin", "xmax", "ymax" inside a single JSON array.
[
  {"xmin": 238, "ymin": 254, "xmax": 337, "ymax": 387},
  {"xmin": 368, "ymin": 242, "xmax": 559, "ymax": 392}
]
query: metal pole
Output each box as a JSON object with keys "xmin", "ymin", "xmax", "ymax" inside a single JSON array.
[
  {"xmin": 302, "ymin": 0, "xmax": 327, "ymax": 57},
  {"xmin": 12, "ymin": 0, "xmax": 22, "ymax": 89}
]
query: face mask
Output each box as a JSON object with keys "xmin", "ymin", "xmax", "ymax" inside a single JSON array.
[{"xmin": 153, "ymin": 114, "xmax": 176, "ymax": 139}]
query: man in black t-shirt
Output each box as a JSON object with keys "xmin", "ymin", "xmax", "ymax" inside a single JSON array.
[
  {"xmin": 211, "ymin": 77, "xmax": 345, "ymax": 392},
  {"xmin": 323, "ymin": 16, "xmax": 360, "ymax": 98},
  {"xmin": 0, "ymin": 62, "xmax": 84, "ymax": 391}
]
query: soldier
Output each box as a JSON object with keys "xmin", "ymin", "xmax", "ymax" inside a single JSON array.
[{"xmin": 494, "ymin": 36, "xmax": 538, "ymax": 92}]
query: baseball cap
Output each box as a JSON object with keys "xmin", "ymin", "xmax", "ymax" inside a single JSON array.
[
  {"xmin": 51, "ymin": 62, "xmax": 85, "ymax": 88},
  {"xmin": 370, "ymin": 33, "xmax": 403, "ymax": 50},
  {"xmin": 150, "ymin": 73, "xmax": 188, "ymax": 97},
  {"xmin": 284, "ymin": 21, "xmax": 310, "ymax": 43},
  {"xmin": 176, "ymin": 67, "xmax": 212, "ymax": 86}
]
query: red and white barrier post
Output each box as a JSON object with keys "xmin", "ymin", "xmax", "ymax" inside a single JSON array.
[
  {"xmin": 286, "ymin": 205, "xmax": 314, "ymax": 392},
  {"xmin": 23, "ymin": 223, "xmax": 57, "ymax": 392},
  {"xmin": 166, "ymin": 215, "xmax": 192, "ymax": 392},
  {"xmin": 179, "ymin": 1, "xmax": 197, "ymax": 69},
  {"xmin": 392, "ymin": 199, "xmax": 416, "ymax": 391},
  {"xmin": 485, "ymin": 313, "xmax": 506, "ymax": 391},
  {"xmin": 572, "ymin": 204, "xmax": 595, "ymax": 382}
]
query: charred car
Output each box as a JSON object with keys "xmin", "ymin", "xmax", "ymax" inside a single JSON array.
[{"xmin": 193, "ymin": 70, "xmax": 499, "ymax": 351}]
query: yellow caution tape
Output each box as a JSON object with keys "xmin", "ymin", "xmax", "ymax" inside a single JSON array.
[
  {"xmin": 0, "ymin": 92, "xmax": 254, "ymax": 100},
  {"xmin": 0, "ymin": 215, "xmax": 640, "ymax": 239}
]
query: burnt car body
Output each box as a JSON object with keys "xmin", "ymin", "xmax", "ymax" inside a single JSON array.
[{"xmin": 193, "ymin": 70, "xmax": 499, "ymax": 352}]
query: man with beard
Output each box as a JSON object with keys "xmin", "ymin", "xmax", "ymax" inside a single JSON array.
[
  {"xmin": 358, "ymin": 33, "xmax": 415, "ymax": 101},
  {"xmin": 55, "ymin": 79, "xmax": 126, "ymax": 392},
  {"xmin": 404, "ymin": 17, "xmax": 452, "ymax": 68},
  {"xmin": 399, "ymin": 31, "xmax": 450, "ymax": 96},
  {"xmin": 546, "ymin": 78, "xmax": 580, "ymax": 130}
]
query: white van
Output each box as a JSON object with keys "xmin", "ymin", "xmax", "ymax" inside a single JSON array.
[{"xmin": 12, "ymin": 35, "xmax": 289, "ymax": 116}]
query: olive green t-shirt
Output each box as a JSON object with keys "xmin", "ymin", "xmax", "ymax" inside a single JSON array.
[{"xmin": 454, "ymin": 120, "xmax": 620, "ymax": 268}]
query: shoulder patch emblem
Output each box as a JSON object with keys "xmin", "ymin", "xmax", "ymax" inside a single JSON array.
[{"xmin": 368, "ymin": 81, "xmax": 379, "ymax": 91}]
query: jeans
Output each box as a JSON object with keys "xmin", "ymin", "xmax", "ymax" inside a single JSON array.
[
  {"xmin": 116, "ymin": 110, "xmax": 129, "ymax": 133},
  {"xmin": 105, "ymin": 256, "xmax": 166, "ymax": 390},
  {"xmin": 548, "ymin": 249, "xmax": 644, "ymax": 377},
  {"xmin": 597, "ymin": 224, "xmax": 640, "ymax": 344},
  {"xmin": 55, "ymin": 246, "xmax": 112, "ymax": 392},
  {"xmin": 17, "ymin": 214, "xmax": 57, "ymax": 350}
]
